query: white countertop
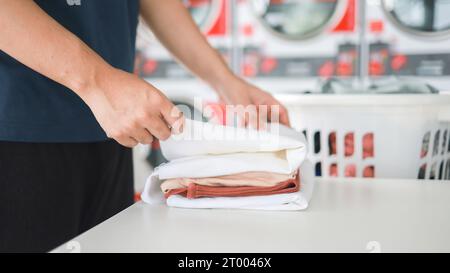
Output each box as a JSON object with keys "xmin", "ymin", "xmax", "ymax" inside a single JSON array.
[{"xmin": 52, "ymin": 178, "xmax": 450, "ymax": 253}]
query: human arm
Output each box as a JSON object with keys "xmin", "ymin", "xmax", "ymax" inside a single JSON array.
[
  {"xmin": 0, "ymin": 0, "xmax": 183, "ymax": 147},
  {"xmin": 139, "ymin": 0, "xmax": 290, "ymax": 126}
]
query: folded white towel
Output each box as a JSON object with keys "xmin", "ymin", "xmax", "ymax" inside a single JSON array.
[
  {"xmin": 161, "ymin": 119, "xmax": 306, "ymax": 160},
  {"xmin": 141, "ymin": 119, "xmax": 312, "ymax": 210}
]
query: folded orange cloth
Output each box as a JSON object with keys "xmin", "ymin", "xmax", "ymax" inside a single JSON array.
[
  {"xmin": 164, "ymin": 173, "xmax": 300, "ymax": 199},
  {"xmin": 161, "ymin": 171, "xmax": 295, "ymax": 193}
]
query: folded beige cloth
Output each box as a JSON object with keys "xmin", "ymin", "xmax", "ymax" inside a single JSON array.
[
  {"xmin": 164, "ymin": 173, "xmax": 300, "ymax": 199},
  {"xmin": 160, "ymin": 171, "xmax": 295, "ymax": 193}
]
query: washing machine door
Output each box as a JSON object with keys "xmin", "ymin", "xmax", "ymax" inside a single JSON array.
[
  {"xmin": 183, "ymin": 0, "xmax": 223, "ymax": 33},
  {"xmin": 138, "ymin": 0, "xmax": 222, "ymax": 43},
  {"xmin": 382, "ymin": 0, "xmax": 450, "ymax": 38},
  {"xmin": 250, "ymin": 0, "xmax": 347, "ymax": 40}
]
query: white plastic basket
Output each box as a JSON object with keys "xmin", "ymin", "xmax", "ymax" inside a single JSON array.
[{"xmin": 276, "ymin": 94, "xmax": 450, "ymax": 180}]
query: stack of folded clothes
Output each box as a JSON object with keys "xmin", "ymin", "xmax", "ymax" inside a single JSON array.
[{"xmin": 141, "ymin": 119, "xmax": 314, "ymax": 211}]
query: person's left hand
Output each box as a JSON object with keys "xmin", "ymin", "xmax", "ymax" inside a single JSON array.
[{"xmin": 215, "ymin": 77, "xmax": 290, "ymax": 128}]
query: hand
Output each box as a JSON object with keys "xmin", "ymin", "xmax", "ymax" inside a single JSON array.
[
  {"xmin": 215, "ymin": 77, "xmax": 290, "ymax": 128},
  {"xmin": 79, "ymin": 67, "xmax": 184, "ymax": 147}
]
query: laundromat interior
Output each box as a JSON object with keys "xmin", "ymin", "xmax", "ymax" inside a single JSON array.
[
  {"xmin": 133, "ymin": 0, "xmax": 450, "ymax": 194},
  {"xmin": 6, "ymin": 0, "xmax": 450, "ymax": 254}
]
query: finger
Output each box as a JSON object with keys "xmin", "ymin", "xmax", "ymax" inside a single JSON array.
[
  {"xmin": 146, "ymin": 116, "xmax": 172, "ymax": 141},
  {"xmin": 279, "ymin": 106, "xmax": 290, "ymax": 126},
  {"xmin": 132, "ymin": 128, "xmax": 154, "ymax": 145},
  {"xmin": 238, "ymin": 111, "xmax": 247, "ymax": 128},
  {"xmin": 234, "ymin": 103, "xmax": 256, "ymax": 129},
  {"xmin": 237, "ymin": 111, "xmax": 249, "ymax": 128},
  {"xmin": 268, "ymin": 102, "xmax": 290, "ymax": 127},
  {"xmin": 257, "ymin": 104, "xmax": 269, "ymax": 130},
  {"xmin": 116, "ymin": 136, "xmax": 139, "ymax": 148},
  {"xmin": 171, "ymin": 115, "xmax": 185, "ymax": 135},
  {"xmin": 246, "ymin": 106, "xmax": 260, "ymax": 130},
  {"xmin": 160, "ymin": 102, "xmax": 185, "ymax": 134},
  {"xmin": 266, "ymin": 103, "xmax": 278, "ymax": 124}
]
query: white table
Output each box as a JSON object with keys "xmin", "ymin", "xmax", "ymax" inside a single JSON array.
[{"xmin": 52, "ymin": 178, "xmax": 450, "ymax": 253}]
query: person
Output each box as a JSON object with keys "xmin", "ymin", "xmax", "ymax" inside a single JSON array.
[{"xmin": 0, "ymin": 0, "xmax": 289, "ymax": 252}]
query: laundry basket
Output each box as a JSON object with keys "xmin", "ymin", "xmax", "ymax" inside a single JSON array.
[{"xmin": 275, "ymin": 94, "xmax": 450, "ymax": 180}]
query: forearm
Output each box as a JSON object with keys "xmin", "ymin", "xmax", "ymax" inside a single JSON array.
[
  {"xmin": 139, "ymin": 0, "xmax": 235, "ymax": 92},
  {"xmin": 0, "ymin": 0, "xmax": 113, "ymax": 100}
]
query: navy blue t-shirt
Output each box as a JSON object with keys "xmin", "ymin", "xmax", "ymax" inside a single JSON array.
[{"xmin": 0, "ymin": 0, "xmax": 139, "ymax": 142}]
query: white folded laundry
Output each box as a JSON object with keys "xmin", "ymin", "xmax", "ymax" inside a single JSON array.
[
  {"xmin": 167, "ymin": 193, "xmax": 306, "ymax": 211},
  {"xmin": 141, "ymin": 152, "xmax": 304, "ymax": 204},
  {"xmin": 166, "ymin": 160, "xmax": 314, "ymax": 211},
  {"xmin": 140, "ymin": 119, "xmax": 312, "ymax": 210},
  {"xmin": 160, "ymin": 119, "xmax": 306, "ymax": 160}
]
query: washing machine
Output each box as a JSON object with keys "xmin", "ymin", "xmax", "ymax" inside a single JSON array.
[
  {"xmin": 236, "ymin": 0, "xmax": 358, "ymax": 93},
  {"xmin": 135, "ymin": 0, "xmax": 230, "ymax": 106},
  {"xmin": 365, "ymin": 0, "xmax": 450, "ymax": 92}
]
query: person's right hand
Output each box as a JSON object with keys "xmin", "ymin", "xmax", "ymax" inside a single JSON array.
[{"xmin": 79, "ymin": 67, "xmax": 184, "ymax": 148}]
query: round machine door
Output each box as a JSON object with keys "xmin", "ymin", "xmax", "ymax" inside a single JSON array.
[
  {"xmin": 138, "ymin": 0, "xmax": 222, "ymax": 43},
  {"xmin": 183, "ymin": 0, "xmax": 223, "ymax": 33},
  {"xmin": 250, "ymin": 0, "xmax": 347, "ymax": 40},
  {"xmin": 382, "ymin": 0, "xmax": 450, "ymax": 38}
]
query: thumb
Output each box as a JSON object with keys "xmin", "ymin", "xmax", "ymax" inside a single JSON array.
[{"xmin": 161, "ymin": 101, "xmax": 185, "ymax": 135}]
